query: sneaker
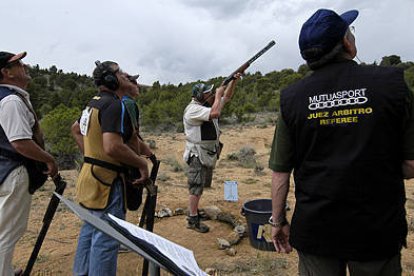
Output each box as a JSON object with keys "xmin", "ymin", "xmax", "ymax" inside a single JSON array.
[{"xmin": 187, "ymin": 216, "xmax": 209, "ymax": 233}]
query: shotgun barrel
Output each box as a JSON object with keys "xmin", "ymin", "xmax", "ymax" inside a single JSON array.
[{"xmin": 222, "ymin": 40, "xmax": 276, "ymax": 86}]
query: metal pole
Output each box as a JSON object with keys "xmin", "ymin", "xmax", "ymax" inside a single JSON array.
[
  {"xmin": 141, "ymin": 160, "xmax": 160, "ymax": 276},
  {"xmin": 23, "ymin": 174, "xmax": 66, "ymax": 276}
]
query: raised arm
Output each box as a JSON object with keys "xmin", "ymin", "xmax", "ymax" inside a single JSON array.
[
  {"xmin": 222, "ymin": 72, "xmax": 242, "ymax": 104},
  {"xmin": 209, "ymin": 85, "xmax": 225, "ymax": 119}
]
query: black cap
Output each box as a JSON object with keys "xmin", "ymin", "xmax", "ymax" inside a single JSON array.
[{"xmin": 0, "ymin": 51, "xmax": 27, "ymax": 70}]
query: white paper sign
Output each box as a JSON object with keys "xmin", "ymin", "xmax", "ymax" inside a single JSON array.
[
  {"xmin": 108, "ymin": 214, "xmax": 207, "ymax": 276},
  {"xmin": 224, "ymin": 180, "xmax": 238, "ymax": 201},
  {"xmin": 79, "ymin": 107, "xmax": 92, "ymax": 136}
]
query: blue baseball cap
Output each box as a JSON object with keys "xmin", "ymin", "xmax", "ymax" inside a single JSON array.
[{"xmin": 299, "ymin": 9, "xmax": 358, "ymax": 62}]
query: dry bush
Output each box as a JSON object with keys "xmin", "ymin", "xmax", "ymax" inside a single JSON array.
[
  {"xmin": 163, "ymin": 156, "xmax": 184, "ymax": 172},
  {"xmin": 226, "ymin": 146, "xmax": 257, "ymax": 168}
]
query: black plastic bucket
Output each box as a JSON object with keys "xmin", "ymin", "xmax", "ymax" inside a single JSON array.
[{"xmin": 241, "ymin": 198, "xmax": 275, "ymax": 251}]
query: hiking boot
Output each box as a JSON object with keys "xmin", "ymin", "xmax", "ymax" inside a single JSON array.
[{"xmin": 187, "ymin": 215, "xmax": 209, "ymax": 233}]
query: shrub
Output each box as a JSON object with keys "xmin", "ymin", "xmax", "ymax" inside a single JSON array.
[
  {"xmin": 226, "ymin": 146, "xmax": 257, "ymax": 168},
  {"xmin": 40, "ymin": 105, "xmax": 81, "ymax": 169}
]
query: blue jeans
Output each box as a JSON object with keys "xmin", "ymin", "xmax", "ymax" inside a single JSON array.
[{"xmin": 73, "ymin": 179, "xmax": 125, "ymax": 276}]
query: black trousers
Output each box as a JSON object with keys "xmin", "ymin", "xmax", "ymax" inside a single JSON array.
[{"xmin": 298, "ymin": 251, "xmax": 402, "ymax": 276}]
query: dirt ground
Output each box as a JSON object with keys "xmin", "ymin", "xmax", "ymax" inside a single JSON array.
[{"xmin": 13, "ymin": 124, "xmax": 414, "ymax": 275}]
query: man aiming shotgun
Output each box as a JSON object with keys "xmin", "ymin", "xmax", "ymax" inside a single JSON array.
[{"xmin": 183, "ymin": 41, "xmax": 275, "ymax": 233}]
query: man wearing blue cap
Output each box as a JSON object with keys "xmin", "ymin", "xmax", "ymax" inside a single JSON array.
[
  {"xmin": 269, "ymin": 9, "xmax": 414, "ymax": 275},
  {"xmin": 183, "ymin": 74, "xmax": 241, "ymax": 233}
]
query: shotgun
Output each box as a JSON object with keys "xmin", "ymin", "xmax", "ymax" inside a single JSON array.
[
  {"xmin": 222, "ymin": 40, "xmax": 276, "ymax": 86},
  {"xmin": 139, "ymin": 158, "xmax": 161, "ymax": 276},
  {"xmin": 23, "ymin": 174, "xmax": 67, "ymax": 276}
]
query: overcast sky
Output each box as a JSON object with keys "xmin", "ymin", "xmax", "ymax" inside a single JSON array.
[{"xmin": 1, "ymin": 0, "xmax": 413, "ymax": 85}]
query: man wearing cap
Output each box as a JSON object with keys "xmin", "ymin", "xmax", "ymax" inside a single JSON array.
[
  {"xmin": 269, "ymin": 9, "xmax": 414, "ymax": 275},
  {"xmin": 183, "ymin": 74, "xmax": 241, "ymax": 233},
  {"xmin": 121, "ymin": 74, "xmax": 155, "ymax": 160},
  {"xmin": 71, "ymin": 61, "xmax": 149, "ymax": 275},
  {"xmin": 120, "ymin": 74, "xmax": 156, "ymax": 214},
  {"xmin": 0, "ymin": 51, "xmax": 58, "ymax": 275}
]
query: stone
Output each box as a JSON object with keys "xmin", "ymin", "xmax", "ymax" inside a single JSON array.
[
  {"xmin": 205, "ymin": 268, "xmax": 216, "ymax": 275},
  {"xmin": 233, "ymin": 224, "xmax": 247, "ymax": 236},
  {"xmin": 225, "ymin": 232, "xmax": 241, "ymax": 246},
  {"xmin": 157, "ymin": 208, "xmax": 173, "ymax": 218},
  {"xmin": 225, "ymin": 247, "xmax": 237, "ymax": 256},
  {"xmin": 216, "ymin": 238, "xmax": 231, "ymax": 249},
  {"xmin": 203, "ymin": 206, "xmax": 222, "ymax": 220},
  {"xmin": 174, "ymin": 208, "xmax": 184, "ymax": 216}
]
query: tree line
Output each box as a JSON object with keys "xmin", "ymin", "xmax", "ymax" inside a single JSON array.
[{"xmin": 27, "ymin": 56, "xmax": 414, "ymax": 169}]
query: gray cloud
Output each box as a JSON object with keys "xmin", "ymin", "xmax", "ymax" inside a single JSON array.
[
  {"xmin": 176, "ymin": 0, "xmax": 257, "ymax": 19},
  {"xmin": 1, "ymin": 0, "xmax": 413, "ymax": 85}
]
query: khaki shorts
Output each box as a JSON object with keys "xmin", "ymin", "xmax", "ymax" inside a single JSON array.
[{"xmin": 187, "ymin": 156, "xmax": 213, "ymax": 196}]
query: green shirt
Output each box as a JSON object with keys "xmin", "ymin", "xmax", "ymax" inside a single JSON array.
[{"xmin": 122, "ymin": 95, "xmax": 139, "ymax": 129}]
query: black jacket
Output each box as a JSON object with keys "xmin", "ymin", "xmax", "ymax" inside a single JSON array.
[{"xmin": 281, "ymin": 60, "xmax": 409, "ymax": 260}]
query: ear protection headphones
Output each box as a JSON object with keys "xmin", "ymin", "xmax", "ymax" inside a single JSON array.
[
  {"xmin": 192, "ymin": 83, "xmax": 204, "ymax": 102},
  {"xmin": 94, "ymin": 60, "xmax": 119, "ymax": 91},
  {"xmin": 192, "ymin": 83, "xmax": 214, "ymax": 102}
]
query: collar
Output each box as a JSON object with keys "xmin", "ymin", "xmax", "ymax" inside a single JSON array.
[
  {"xmin": 326, "ymin": 58, "xmax": 358, "ymax": 67},
  {"xmin": 190, "ymin": 98, "xmax": 212, "ymax": 107},
  {"xmin": 99, "ymin": 90, "xmax": 119, "ymax": 99},
  {"xmin": 122, "ymin": 95, "xmax": 133, "ymax": 101},
  {"xmin": 0, "ymin": 84, "xmax": 30, "ymax": 99},
  {"xmin": 316, "ymin": 59, "xmax": 358, "ymax": 72}
]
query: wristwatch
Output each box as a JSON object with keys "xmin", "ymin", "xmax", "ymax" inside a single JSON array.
[{"xmin": 268, "ymin": 215, "xmax": 288, "ymax": 228}]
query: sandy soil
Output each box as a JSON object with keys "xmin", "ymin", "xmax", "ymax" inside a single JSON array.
[{"xmin": 13, "ymin": 124, "xmax": 414, "ymax": 275}]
